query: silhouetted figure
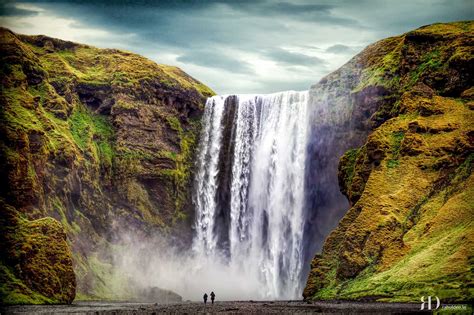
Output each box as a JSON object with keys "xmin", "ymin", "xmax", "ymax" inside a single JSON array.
[
  {"xmin": 210, "ymin": 291, "xmax": 215, "ymax": 304},
  {"xmin": 203, "ymin": 293, "xmax": 208, "ymax": 304}
]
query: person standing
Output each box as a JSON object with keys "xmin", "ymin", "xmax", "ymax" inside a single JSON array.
[
  {"xmin": 210, "ymin": 291, "xmax": 215, "ymax": 304},
  {"xmin": 203, "ymin": 293, "xmax": 208, "ymax": 304}
]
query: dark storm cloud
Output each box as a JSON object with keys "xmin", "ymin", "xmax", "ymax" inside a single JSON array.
[
  {"xmin": 26, "ymin": 0, "xmax": 355, "ymax": 50},
  {"xmin": 1, "ymin": 0, "xmax": 472, "ymax": 93},
  {"xmin": 0, "ymin": 2, "xmax": 38, "ymax": 16},
  {"xmin": 1, "ymin": 0, "xmax": 360, "ymax": 47},
  {"xmin": 19, "ymin": 1, "xmax": 259, "ymax": 48},
  {"xmin": 223, "ymin": 1, "xmax": 360, "ymax": 26}
]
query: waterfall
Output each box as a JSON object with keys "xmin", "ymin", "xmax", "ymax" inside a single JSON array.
[{"xmin": 193, "ymin": 90, "xmax": 309, "ymax": 299}]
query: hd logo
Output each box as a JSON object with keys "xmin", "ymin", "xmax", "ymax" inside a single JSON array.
[{"xmin": 420, "ymin": 296, "xmax": 440, "ymax": 310}]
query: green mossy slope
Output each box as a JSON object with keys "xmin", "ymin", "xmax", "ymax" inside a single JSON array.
[
  {"xmin": 0, "ymin": 201, "xmax": 76, "ymax": 304},
  {"xmin": 304, "ymin": 21, "xmax": 473, "ymax": 302},
  {"xmin": 0, "ymin": 27, "xmax": 214, "ymax": 304}
]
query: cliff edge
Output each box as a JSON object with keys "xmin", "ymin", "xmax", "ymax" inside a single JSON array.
[
  {"xmin": 0, "ymin": 28, "xmax": 213, "ymax": 304},
  {"xmin": 304, "ymin": 21, "xmax": 473, "ymax": 302}
]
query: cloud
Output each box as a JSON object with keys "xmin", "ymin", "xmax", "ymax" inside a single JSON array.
[
  {"xmin": 264, "ymin": 2, "xmax": 333, "ymax": 14},
  {"xmin": 222, "ymin": 1, "xmax": 361, "ymax": 26},
  {"xmin": 0, "ymin": 3, "xmax": 40, "ymax": 17},
  {"xmin": 265, "ymin": 48, "xmax": 328, "ymax": 67},
  {"xmin": 0, "ymin": 0, "xmax": 472, "ymax": 94},
  {"xmin": 177, "ymin": 50, "xmax": 255, "ymax": 74},
  {"xmin": 326, "ymin": 44, "xmax": 357, "ymax": 54},
  {"xmin": 226, "ymin": 1, "xmax": 334, "ymax": 16}
]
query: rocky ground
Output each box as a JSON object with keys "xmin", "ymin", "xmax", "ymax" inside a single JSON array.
[{"xmin": 0, "ymin": 300, "xmax": 446, "ymax": 314}]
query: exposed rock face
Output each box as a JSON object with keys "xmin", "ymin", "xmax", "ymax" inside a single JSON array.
[
  {"xmin": 304, "ymin": 21, "xmax": 473, "ymax": 302},
  {"xmin": 302, "ymin": 25, "xmax": 408, "ymax": 269},
  {"xmin": 0, "ymin": 28, "xmax": 213, "ymax": 303}
]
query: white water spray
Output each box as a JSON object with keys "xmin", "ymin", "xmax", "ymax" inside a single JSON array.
[{"xmin": 193, "ymin": 91, "xmax": 310, "ymax": 299}]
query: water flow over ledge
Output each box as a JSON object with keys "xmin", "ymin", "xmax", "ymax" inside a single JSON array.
[{"xmin": 193, "ymin": 90, "xmax": 310, "ymax": 299}]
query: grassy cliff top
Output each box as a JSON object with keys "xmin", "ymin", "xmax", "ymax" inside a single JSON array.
[{"xmin": 1, "ymin": 27, "xmax": 214, "ymax": 99}]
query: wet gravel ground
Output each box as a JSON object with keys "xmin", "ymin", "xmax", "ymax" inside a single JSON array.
[{"xmin": 0, "ymin": 300, "xmax": 436, "ymax": 314}]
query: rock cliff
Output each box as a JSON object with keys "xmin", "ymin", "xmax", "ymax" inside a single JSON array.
[
  {"xmin": 304, "ymin": 21, "xmax": 473, "ymax": 302},
  {"xmin": 1, "ymin": 20, "xmax": 472, "ymax": 305},
  {"xmin": 0, "ymin": 27, "xmax": 213, "ymax": 304}
]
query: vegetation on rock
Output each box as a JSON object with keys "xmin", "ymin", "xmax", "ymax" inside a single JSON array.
[
  {"xmin": 0, "ymin": 27, "xmax": 213, "ymax": 304},
  {"xmin": 0, "ymin": 201, "xmax": 76, "ymax": 304},
  {"xmin": 1, "ymin": 19, "xmax": 472, "ymax": 306},
  {"xmin": 304, "ymin": 21, "xmax": 473, "ymax": 302}
]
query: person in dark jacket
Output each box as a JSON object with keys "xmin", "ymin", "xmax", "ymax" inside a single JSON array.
[
  {"xmin": 203, "ymin": 293, "xmax": 208, "ymax": 304},
  {"xmin": 210, "ymin": 291, "xmax": 215, "ymax": 304}
]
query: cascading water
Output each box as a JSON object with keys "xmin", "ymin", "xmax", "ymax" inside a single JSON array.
[
  {"xmin": 109, "ymin": 87, "xmax": 355, "ymax": 302},
  {"xmin": 193, "ymin": 91, "xmax": 309, "ymax": 299}
]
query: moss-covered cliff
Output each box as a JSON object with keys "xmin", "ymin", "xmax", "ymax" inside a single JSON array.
[
  {"xmin": 304, "ymin": 21, "xmax": 473, "ymax": 302},
  {"xmin": 0, "ymin": 27, "xmax": 213, "ymax": 304}
]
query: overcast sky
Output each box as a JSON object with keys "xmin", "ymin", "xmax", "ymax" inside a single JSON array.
[{"xmin": 1, "ymin": 0, "xmax": 472, "ymax": 94}]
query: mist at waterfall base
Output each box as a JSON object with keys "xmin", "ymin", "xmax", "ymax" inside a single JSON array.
[
  {"xmin": 193, "ymin": 91, "xmax": 309, "ymax": 299},
  {"xmin": 108, "ymin": 90, "xmax": 351, "ymax": 301}
]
